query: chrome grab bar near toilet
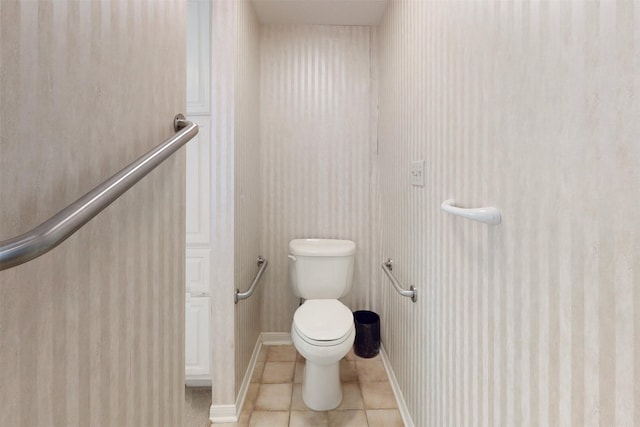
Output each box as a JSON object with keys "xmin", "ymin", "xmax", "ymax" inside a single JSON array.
[
  {"xmin": 235, "ymin": 256, "xmax": 268, "ymax": 304},
  {"xmin": 0, "ymin": 114, "xmax": 199, "ymax": 271},
  {"xmin": 381, "ymin": 258, "xmax": 417, "ymax": 302},
  {"xmin": 440, "ymin": 199, "xmax": 502, "ymax": 225}
]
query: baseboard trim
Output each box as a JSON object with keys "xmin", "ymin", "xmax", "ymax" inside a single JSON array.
[
  {"xmin": 209, "ymin": 404, "xmax": 236, "ymax": 423},
  {"xmin": 260, "ymin": 332, "xmax": 292, "ymax": 345},
  {"xmin": 380, "ymin": 344, "xmax": 415, "ymax": 427},
  {"xmin": 232, "ymin": 337, "xmax": 264, "ymax": 421}
]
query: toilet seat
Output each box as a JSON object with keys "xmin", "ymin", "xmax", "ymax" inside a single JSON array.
[
  {"xmin": 293, "ymin": 322, "xmax": 353, "ymax": 347},
  {"xmin": 293, "ymin": 299, "xmax": 353, "ymax": 347}
]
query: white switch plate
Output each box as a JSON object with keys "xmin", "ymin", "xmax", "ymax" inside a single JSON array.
[{"xmin": 410, "ymin": 160, "xmax": 425, "ymax": 187}]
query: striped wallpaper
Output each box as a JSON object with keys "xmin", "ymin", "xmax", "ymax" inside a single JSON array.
[
  {"xmin": 207, "ymin": 0, "xmax": 263, "ymax": 405},
  {"xmin": 234, "ymin": 0, "xmax": 263, "ymax": 398},
  {"xmin": 209, "ymin": 0, "xmax": 237, "ymax": 405},
  {"xmin": 375, "ymin": 1, "xmax": 640, "ymax": 426},
  {"xmin": 259, "ymin": 24, "xmax": 378, "ymax": 332},
  {"xmin": 197, "ymin": 0, "xmax": 264, "ymax": 408},
  {"xmin": 0, "ymin": 1, "xmax": 186, "ymax": 426}
]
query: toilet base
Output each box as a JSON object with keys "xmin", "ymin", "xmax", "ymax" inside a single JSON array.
[{"xmin": 302, "ymin": 360, "xmax": 342, "ymax": 411}]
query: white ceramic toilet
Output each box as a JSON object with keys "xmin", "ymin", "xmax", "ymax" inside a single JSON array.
[{"xmin": 288, "ymin": 238, "xmax": 356, "ymax": 411}]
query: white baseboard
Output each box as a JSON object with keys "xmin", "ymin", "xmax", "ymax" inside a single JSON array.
[
  {"xmin": 209, "ymin": 404, "xmax": 236, "ymax": 423},
  {"xmin": 380, "ymin": 344, "xmax": 415, "ymax": 427},
  {"xmin": 260, "ymin": 332, "xmax": 292, "ymax": 345},
  {"xmin": 234, "ymin": 337, "xmax": 263, "ymax": 420},
  {"xmin": 209, "ymin": 339, "xmax": 263, "ymax": 424}
]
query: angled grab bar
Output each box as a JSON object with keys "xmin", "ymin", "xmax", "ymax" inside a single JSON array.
[
  {"xmin": 235, "ymin": 256, "xmax": 268, "ymax": 304},
  {"xmin": 381, "ymin": 258, "xmax": 417, "ymax": 302},
  {"xmin": 0, "ymin": 114, "xmax": 198, "ymax": 271},
  {"xmin": 441, "ymin": 199, "xmax": 502, "ymax": 225}
]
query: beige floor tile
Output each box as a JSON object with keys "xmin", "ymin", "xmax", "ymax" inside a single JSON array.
[
  {"xmin": 290, "ymin": 383, "xmax": 307, "ymax": 411},
  {"xmin": 240, "ymin": 406, "xmax": 253, "ymax": 422},
  {"xmin": 344, "ymin": 348, "xmax": 357, "ymax": 361},
  {"xmin": 251, "ymin": 362, "xmax": 265, "ymax": 383},
  {"xmin": 215, "ymin": 411, "xmax": 250, "ymax": 427},
  {"xmin": 366, "ymin": 409, "xmax": 403, "ymax": 427},
  {"xmin": 356, "ymin": 359, "xmax": 388, "ymax": 382},
  {"xmin": 335, "ymin": 382, "xmax": 364, "ymax": 410},
  {"xmin": 187, "ymin": 343, "xmax": 409, "ymax": 427},
  {"xmin": 241, "ymin": 383, "xmax": 260, "ymax": 411},
  {"xmin": 292, "ymin": 382, "xmax": 363, "ymax": 412},
  {"xmin": 339, "ymin": 360, "xmax": 358, "ymax": 382},
  {"xmin": 327, "ymin": 410, "xmax": 369, "ymax": 427},
  {"xmin": 249, "ymin": 410, "xmax": 290, "ymax": 427},
  {"xmin": 267, "ymin": 345, "xmax": 297, "ymax": 362},
  {"xmin": 294, "ymin": 362, "xmax": 305, "ymax": 383},
  {"xmin": 360, "ymin": 381, "xmax": 397, "ymax": 409},
  {"xmin": 289, "ymin": 410, "xmax": 329, "ymax": 427},
  {"xmin": 254, "ymin": 383, "xmax": 293, "ymax": 410},
  {"xmin": 238, "ymin": 412, "xmax": 251, "ymax": 426},
  {"xmin": 257, "ymin": 346, "xmax": 268, "ymax": 362},
  {"xmin": 262, "ymin": 362, "xmax": 295, "ymax": 383}
]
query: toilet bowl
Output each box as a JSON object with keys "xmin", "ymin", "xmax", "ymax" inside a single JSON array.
[
  {"xmin": 291, "ymin": 299, "xmax": 356, "ymax": 411},
  {"xmin": 288, "ymin": 239, "xmax": 357, "ymax": 411}
]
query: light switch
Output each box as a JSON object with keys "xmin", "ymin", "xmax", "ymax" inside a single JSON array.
[{"xmin": 410, "ymin": 160, "xmax": 425, "ymax": 187}]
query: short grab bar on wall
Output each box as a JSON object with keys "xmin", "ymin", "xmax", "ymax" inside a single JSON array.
[
  {"xmin": 235, "ymin": 256, "xmax": 268, "ymax": 304},
  {"xmin": 0, "ymin": 114, "xmax": 199, "ymax": 271},
  {"xmin": 381, "ymin": 259, "xmax": 417, "ymax": 303},
  {"xmin": 440, "ymin": 199, "xmax": 502, "ymax": 225}
]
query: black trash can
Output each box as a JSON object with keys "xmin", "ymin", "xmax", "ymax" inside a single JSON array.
[{"xmin": 353, "ymin": 310, "xmax": 380, "ymax": 358}]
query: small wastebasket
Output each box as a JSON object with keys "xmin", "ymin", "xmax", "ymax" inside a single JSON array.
[{"xmin": 353, "ymin": 310, "xmax": 380, "ymax": 358}]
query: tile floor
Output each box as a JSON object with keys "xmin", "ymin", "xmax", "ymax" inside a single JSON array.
[{"xmin": 184, "ymin": 345, "xmax": 404, "ymax": 427}]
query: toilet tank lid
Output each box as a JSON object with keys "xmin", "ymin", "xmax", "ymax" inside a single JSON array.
[{"xmin": 289, "ymin": 239, "xmax": 356, "ymax": 256}]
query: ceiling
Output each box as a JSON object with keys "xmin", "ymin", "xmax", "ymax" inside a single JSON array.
[{"xmin": 251, "ymin": 0, "xmax": 389, "ymax": 26}]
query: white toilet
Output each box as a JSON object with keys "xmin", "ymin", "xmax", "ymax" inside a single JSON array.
[{"xmin": 288, "ymin": 238, "xmax": 356, "ymax": 411}]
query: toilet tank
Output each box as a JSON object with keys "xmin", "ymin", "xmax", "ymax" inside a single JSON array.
[{"xmin": 288, "ymin": 239, "xmax": 356, "ymax": 299}]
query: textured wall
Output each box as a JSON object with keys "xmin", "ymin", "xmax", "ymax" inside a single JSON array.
[
  {"xmin": 234, "ymin": 0, "xmax": 262, "ymax": 397},
  {"xmin": 208, "ymin": 0, "xmax": 262, "ymax": 404},
  {"xmin": 260, "ymin": 24, "xmax": 378, "ymax": 332},
  {"xmin": 209, "ymin": 0, "xmax": 237, "ymax": 405},
  {"xmin": 0, "ymin": 1, "xmax": 186, "ymax": 426},
  {"xmin": 375, "ymin": 1, "xmax": 640, "ymax": 426}
]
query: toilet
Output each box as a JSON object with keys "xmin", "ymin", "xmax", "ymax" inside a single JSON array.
[{"xmin": 288, "ymin": 238, "xmax": 356, "ymax": 411}]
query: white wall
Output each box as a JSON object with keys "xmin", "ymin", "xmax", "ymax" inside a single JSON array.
[
  {"xmin": 376, "ymin": 1, "xmax": 640, "ymax": 426},
  {"xmin": 0, "ymin": 1, "xmax": 186, "ymax": 426},
  {"xmin": 259, "ymin": 24, "xmax": 378, "ymax": 332}
]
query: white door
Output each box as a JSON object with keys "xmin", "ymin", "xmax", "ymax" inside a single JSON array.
[{"xmin": 185, "ymin": 295, "xmax": 211, "ymax": 381}]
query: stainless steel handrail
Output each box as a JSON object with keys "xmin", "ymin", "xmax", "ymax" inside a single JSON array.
[
  {"xmin": 381, "ymin": 258, "xmax": 417, "ymax": 302},
  {"xmin": 0, "ymin": 114, "xmax": 198, "ymax": 271},
  {"xmin": 235, "ymin": 256, "xmax": 268, "ymax": 304}
]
